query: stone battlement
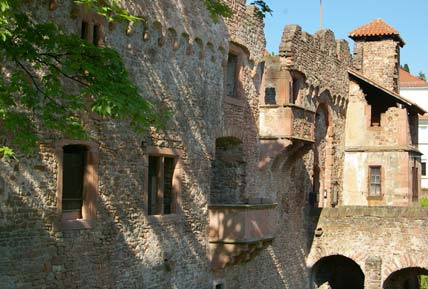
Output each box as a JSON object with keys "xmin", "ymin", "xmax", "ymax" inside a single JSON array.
[{"xmin": 279, "ymin": 25, "xmax": 351, "ymax": 99}]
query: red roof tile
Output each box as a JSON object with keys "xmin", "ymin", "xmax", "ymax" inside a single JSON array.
[
  {"xmin": 400, "ymin": 68, "xmax": 428, "ymax": 88},
  {"xmin": 349, "ymin": 18, "xmax": 405, "ymax": 46}
]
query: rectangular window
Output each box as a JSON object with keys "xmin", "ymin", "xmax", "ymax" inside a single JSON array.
[
  {"xmin": 147, "ymin": 155, "xmax": 176, "ymax": 215},
  {"xmin": 412, "ymin": 166, "xmax": 419, "ymax": 201},
  {"xmin": 62, "ymin": 145, "xmax": 87, "ymax": 221},
  {"xmin": 93, "ymin": 24, "xmax": 100, "ymax": 46},
  {"xmin": 57, "ymin": 141, "xmax": 99, "ymax": 229},
  {"xmin": 81, "ymin": 21, "xmax": 89, "ymax": 40},
  {"xmin": 369, "ymin": 166, "xmax": 381, "ymax": 197},
  {"xmin": 226, "ymin": 54, "xmax": 238, "ymax": 97},
  {"xmin": 422, "ymin": 162, "xmax": 427, "ymax": 176},
  {"xmin": 370, "ymin": 108, "xmax": 381, "ymax": 127}
]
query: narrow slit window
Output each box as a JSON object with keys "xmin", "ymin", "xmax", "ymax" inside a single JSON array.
[
  {"xmin": 147, "ymin": 154, "xmax": 177, "ymax": 216},
  {"xmin": 226, "ymin": 54, "xmax": 238, "ymax": 97},
  {"xmin": 62, "ymin": 145, "xmax": 87, "ymax": 220},
  {"xmin": 93, "ymin": 24, "xmax": 100, "ymax": 46},
  {"xmin": 81, "ymin": 21, "xmax": 89, "ymax": 40},
  {"xmin": 148, "ymin": 156, "xmax": 160, "ymax": 215}
]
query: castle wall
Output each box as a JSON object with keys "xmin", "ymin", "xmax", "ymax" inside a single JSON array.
[
  {"xmin": 0, "ymin": 1, "xmax": 263, "ymax": 288},
  {"xmin": 220, "ymin": 25, "xmax": 353, "ymax": 289}
]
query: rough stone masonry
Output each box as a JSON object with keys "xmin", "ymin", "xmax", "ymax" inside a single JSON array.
[{"xmin": 0, "ymin": 1, "xmax": 426, "ymax": 289}]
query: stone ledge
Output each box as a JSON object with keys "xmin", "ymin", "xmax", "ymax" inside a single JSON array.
[
  {"xmin": 345, "ymin": 146, "xmax": 421, "ymax": 154},
  {"xmin": 320, "ymin": 206, "xmax": 428, "ymax": 219}
]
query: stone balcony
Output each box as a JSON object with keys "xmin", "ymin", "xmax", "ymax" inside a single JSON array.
[
  {"xmin": 208, "ymin": 203, "xmax": 277, "ymax": 270},
  {"xmin": 259, "ymin": 104, "xmax": 315, "ymax": 169},
  {"xmin": 259, "ymin": 104, "xmax": 315, "ymax": 142}
]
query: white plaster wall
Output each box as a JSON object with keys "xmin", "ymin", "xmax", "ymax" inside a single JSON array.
[
  {"xmin": 400, "ymin": 88, "xmax": 428, "ymax": 189},
  {"xmin": 400, "ymin": 88, "xmax": 428, "ymax": 111}
]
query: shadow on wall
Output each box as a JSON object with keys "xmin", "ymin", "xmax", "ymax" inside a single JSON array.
[
  {"xmin": 0, "ymin": 146, "xmax": 213, "ymax": 289},
  {"xmin": 0, "ymin": 1, "xmax": 232, "ymax": 288},
  {"xmin": 312, "ymin": 255, "xmax": 365, "ymax": 289}
]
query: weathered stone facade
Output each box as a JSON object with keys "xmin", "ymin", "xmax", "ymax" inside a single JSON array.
[{"xmin": 1, "ymin": 2, "xmax": 427, "ymax": 289}]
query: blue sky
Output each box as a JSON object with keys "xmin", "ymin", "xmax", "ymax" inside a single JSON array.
[{"xmin": 262, "ymin": 0, "xmax": 428, "ymax": 76}]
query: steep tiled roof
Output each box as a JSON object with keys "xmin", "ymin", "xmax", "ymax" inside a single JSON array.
[
  {"xmin": 349, "ymin": 68, "xmax": 426, "ymax": 115},
  {"xmin": 349, "ymin": 18, "xmax": 405, "ymax": 46},
  {"xmin": 400, "ymin": 68, "xmax": 428, "ymax": 88}
]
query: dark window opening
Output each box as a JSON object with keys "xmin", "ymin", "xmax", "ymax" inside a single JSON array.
[
  {"xmin": 369, "ymin": 166, "xmax": 381, "ymax": 197},
  {"xmin": 81, "ymin": 21, "xmax": 89, "ymax": 40},
  {"xmin": 264, "ymin": 87, "xmax": 276, "ymax": 105},
  {"xmin": 292, "ymin": 78, "xmax": 300, "ymax": 104},
  {"xmin": 215, "ymin": 284, "xmax": 225, "ymax": 289},
  {"xmin": 357, "ymin": 79, "xmax": 398, "ymax": 127},
  {"xmin": 93, "ymin": 24, "xmax": 100, "ymax": 46},
  {"xmin": 148, "ymin": 156, "xmax": 160, "ymax": 215},
  {"xmin": 371, "ymin": 107, "xmax": 381, "ymax": 127},
  {"xmin": 148, "ymin": 155, "xmax": 176, "ymax": 215},
  {"xmin": 163, "ymin": 157, "xmax": 174, "ymax": 214},
  {"xmin": 412, "ymin": 167, "xmax": 418, "ymax": 201},
  {"xmin": 422, "ymin": 162, "xmax": 426, "ymax": 176},
  {"xmin": 226, "ymin": 54, "xmax": 238, "ymax": 97},
  {"xmin": 62, "ymin": 145, "xmax": 87, "ymax": 219}
]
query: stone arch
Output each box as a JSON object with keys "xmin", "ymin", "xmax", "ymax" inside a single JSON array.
[
  {"xmin": 312, "ymin": 101, "xmax": 334, "ymax": 207},
  {"xmin": 311, "ymin": 255, "xmax": 365, "ymax": 289},
  {"xmin": 383, "ymin": 267, "xmax": 428, "ymax": 289},
  {"xmin": 210, "ymin": 137, "xmax": 246, "ymax": 204},
  {"xmin": 382, "ymin": 255, "xmax": 428, "ymax": 284}
]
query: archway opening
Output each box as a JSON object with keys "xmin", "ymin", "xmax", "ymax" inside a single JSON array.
[
  {"xmin": 383, "ymin": 267, "xmax": 428, "ymax": 289},
  {"xmin": 312, "ymin": 255, "xmax": 364, "ymax": 289},
  {"xmin": 312, "ymin": 103, "xmax": 331, "ymax": 208}
]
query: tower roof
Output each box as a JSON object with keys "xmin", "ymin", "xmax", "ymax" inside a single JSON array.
[{"xmin": 349, "ymin": 18, "xmax": 405, "ymax": 46}]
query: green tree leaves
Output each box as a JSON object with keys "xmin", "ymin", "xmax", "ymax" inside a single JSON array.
[{"xmin": 0, "ymin": 0, "xmax": 166, "ymax": 157}]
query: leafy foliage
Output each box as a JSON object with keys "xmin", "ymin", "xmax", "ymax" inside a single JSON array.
[
  {"xmin": 250, "ymin": 0, "xmax": 273, "ymax": 18},
  {"xmin": 420, "ymin": 275, "xmax": 428, "ymax": 289},
  {"xmin": 0, "ymin": 0, "xmax": 270, "ymax": 158},
  {"xmin": 401, "ymin": 63, "xmax": 410, "ymax": 73},
  {"xmin": 0, "ymin": 0, "xmax": 167, "ymax": 156},
  {"xmin": 204, "ymin": 0, "xmax": 233, "ymax": 23},
  {"xmin": 74, "ymin": 0, "xmax": 143, "ymax": 23},
  {"xmin": 204, "ymin": 0, "xmax": 272, "ymax": 22},
  {"xmin": 418, "ymin": 71, "xmax": 427, "ymax": 82},
  {"xmin": 421, "ymin": 197, "xmax": 428, "ymax": 207}
]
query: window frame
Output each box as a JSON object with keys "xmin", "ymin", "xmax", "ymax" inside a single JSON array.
[
  {"xmin": 56, "ymin": 140, "xmax": 99, "ymax": 230},
  {"xmin": 422, "ymin": 161, "xmax": 427, "ymax": 177},
  {"xmin": 368, "ymin": 165, "xmax": 383, "ymax": 199},
  {"xmin": 224, "ymin": 43, "xmax": 249, "ymax": 105},
  {"xmin": 143, "ymin": 146, "xmax": 182, "ymax": 218},
  {"xmin": 79, "ymin": 8, "xmax": 106, "ymax": 47}
]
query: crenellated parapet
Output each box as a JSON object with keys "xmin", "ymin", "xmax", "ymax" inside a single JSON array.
[{"xmin": 279, "ymin": 25, "xmax": 351, "ymax": 102}]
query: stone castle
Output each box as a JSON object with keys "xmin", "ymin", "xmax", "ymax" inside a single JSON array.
[{"xmin": 0, "ymin": 1, "xmax": 427, "ymax": 288}]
